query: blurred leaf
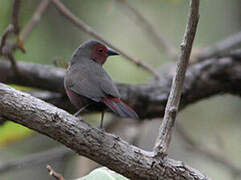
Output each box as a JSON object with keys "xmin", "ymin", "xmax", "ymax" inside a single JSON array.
[
  {"xmin": 76, "ymin": 167, "xmax": 129, "ymax": 180},
  {"xmin": 0, "ymin": 121, "xmax": 32, "ymax": 146}
]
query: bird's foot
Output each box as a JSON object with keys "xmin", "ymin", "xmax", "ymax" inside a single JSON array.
[
  {"xmin": 73, "ymin": 104, "xmax": 90, "ymax": 117},
  {"xmin": 99, "ymin": 126, "xmax": 105, "ymax": 131},
  {"xmin": 99, "ymin": 123, "xmax": 106, "ymax": 131},
  {"xmin": 99, "ymin": 111, "xmax": 105, "ymax": 130}
]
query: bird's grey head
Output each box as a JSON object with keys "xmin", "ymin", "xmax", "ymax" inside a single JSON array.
[{"xmin": 70, "ymin": 40, "xmax": 119, "ymax": 65}]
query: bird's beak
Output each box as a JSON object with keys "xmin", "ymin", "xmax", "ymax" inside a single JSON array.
[{"xmin": 106, "ymin": 48, "xmax": 119, "ymax": 56}]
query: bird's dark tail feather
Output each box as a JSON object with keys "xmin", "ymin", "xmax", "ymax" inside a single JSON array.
[{"xmin": 101, "ymin": 97, "xmax": 138, "ymax": 119}]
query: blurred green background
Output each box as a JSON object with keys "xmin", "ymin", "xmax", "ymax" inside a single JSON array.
[{"xmin": 0, "ymin": 0, "xmax": 241, "ymax": 180}]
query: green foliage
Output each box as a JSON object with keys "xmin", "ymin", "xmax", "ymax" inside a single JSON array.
[
  {"xmin": 0, "ymin": 121, "xmax": 32, "ymax": 146},
  {"xmin": 76, "ymin": 167, "xmax": 129, "ymax": 180}
]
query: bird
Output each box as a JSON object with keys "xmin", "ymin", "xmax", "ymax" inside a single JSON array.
[{"xmin": 64, "ymin": 40, "xmax": 138, "ymax": 128}]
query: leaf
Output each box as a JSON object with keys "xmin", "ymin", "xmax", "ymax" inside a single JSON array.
[
  {"xmin": 0, "ymin": 121, "xmax": 32, "ymax": 146},
  {"xmin": 76, "ymin": 167, "xmax": 129, "ymax": 180}
]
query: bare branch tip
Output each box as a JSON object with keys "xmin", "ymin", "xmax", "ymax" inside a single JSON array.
[
  {"xmin": 47, "ymin": 165, "xmax": 65, "ymax": 180},
  {"xmin": 154, "ymin": 0, "xmax": 200, "ymax": 156}
]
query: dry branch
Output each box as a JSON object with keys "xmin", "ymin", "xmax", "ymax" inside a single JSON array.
[
  {"xmin": 196, "ymin": 31, "xmax": 241, "ymax": 61},
  {"xmin": 11, "ymin": 0, "xmax": 25, "ymax": 53},
  {"xmin": 0, "ymin": 0, "xmax": 23, "ymax": 74},
  {"xmin": 0, "ymin": 0, "xmax": 240, "ymax": 179},
  {"xmin": 154, "ymin": 0, "xmax": 200, "ymax": 156},
  {"xmin": 47, "ymin": 165, "xmax": 66, "ymax": 180},
  {"xmin": 115, "ymin": 0, "xmax": 178, "ymax": 59},
  {"xmin": 11, "ymin": 0, "xmax": 21, "ymax": 35},
  {"xmin": 50, "ymin": 0, "xmax": 160, "ymax": 80},
  {"xmin": 0, "ymin": 54, "xmax": 241, "ymax": 119},
  {"xmin": 0, "ymin": 26, "xmax": 20, "ymax": 74},
  {"xmin": 21, "ymin": 0, "xmax": 50, "ymax": 42},
  {"xmin": 0, "ymin": 25, "xmax": 14, "ymax": 54},
  {"xmin": 0, "ymin": 83, "xmax": 211, "ymax": 180}
]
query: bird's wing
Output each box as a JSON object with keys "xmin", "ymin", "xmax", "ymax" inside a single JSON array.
[
  {"xmin": 67, "ymin": 71, "xmax": 105, "ymax": 102},
  {"xmin": 67, "ymin": 61, "xmax": 120, "ymax": 102},
  {"xmin": 99, "ymin": 72, "xmax": 120, "ymax": 98}
]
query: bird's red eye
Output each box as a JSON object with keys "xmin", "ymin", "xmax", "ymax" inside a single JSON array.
[{"xmin": 98, "ymin": 49, "xmax": 104, "ymax": 53}]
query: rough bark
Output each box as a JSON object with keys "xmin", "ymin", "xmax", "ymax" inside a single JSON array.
[{"xmin": 0, "ymin": 83, "xmax": 211, "ymax": 180}]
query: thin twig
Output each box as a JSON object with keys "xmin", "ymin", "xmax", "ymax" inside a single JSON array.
[
  {"xmin": 0, "ymin": 0, "xmax": 22, "ymax": 74},
  {"xmin": 0, "ymin": 24, "xmax": 14, "ymax": 55},
  {"xmin": 194, "ymin": 31, "xmax": 241, "ymax": 62},
  {"xmin": 176, "ymin": 123, "xmax": 241, "ymax": 178},
  {"xmin": 51, "ymin": 0, "xmax": 160, "ymax": 80},
  {"xmin": 0, "ymin": 25, "xmax": 19, "ymax": 74},
  {"xmin": 47, "ymin": 165, "xmax": 66, "ymax": 180},
  {"xmin": 0, "ymin": 0, "xmax": 50, "ymax": 74},
  {"xmin": 12, "ymin": 0, "xmax": 21, "ymax": 35},
  {"xmin": 7, "ymin": 53, "xmax": 19, "ymax": 74},
  {"xmin": 115, "ymin": 0, "xmax": 178, "ymax": 60},
  {"xmin": 11, "ymin": 0, "xmax": 25, "ymax": 53},
  {"xmin": 153, "ymin": 0, "xmax": 200, "ymax": 156},
  {"xmin": 21, "ymin": 0, "xmax": 50, "ymax": 41}
]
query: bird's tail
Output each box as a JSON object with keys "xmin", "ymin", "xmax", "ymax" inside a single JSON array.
[{"xmin": 101, "ymin": 97, "xmax": 138, "ymax": 119}]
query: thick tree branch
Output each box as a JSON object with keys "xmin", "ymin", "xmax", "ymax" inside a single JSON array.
[
  {"xmin": 0, "ymin": 60, "xmax": 65, "ymax": 92},
  {"xmin": 0, "ymin": 54, "xmax": 241, "ymax": 119},
  {"xmin": 0, "ymin": 83, "xmax": 211, "ymax": 180},
  {"xmin": 50, "ymin": 0, "xmax": 160, "ymax": 80},
  {"xmin": 154, "ymin": 0, "xmax": 200, "ymax": 156}
]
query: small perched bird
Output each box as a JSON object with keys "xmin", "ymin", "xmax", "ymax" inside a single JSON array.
[{"xmin": 64, "ymin": 40, "xmax": 138, "ymax": 128}]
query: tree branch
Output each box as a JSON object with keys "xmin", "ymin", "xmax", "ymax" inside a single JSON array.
[
  {"xmin": 0, "ymin": 54, "xmax": 241, "ymax": 119},
  {"xmin": 47, "ymin": 165, "xmax": 66, "ymax": 180},
  {"xmin": 0, "ymin": 25, "xmax": 14, "ymax": 54},
  {"xmin": 0, "ymin": 25, "xmax": 20, "ymax": 74},
  {"xmin": 12, "ymin": 0, "xmax": 21, "ymax": 35},
  {"xmin": 21, "ymin": 0, "xmax": 50, "ymax": 42},
  {"xmin": 11, "ymin": 0, "xmax": 25, "ymax": 53},
  {"xmin": 0, "ymin": 0, "xmax": 23, "ymax": 74},
  {"xmin": 50, "ymin": 0, "xmax": 160, "ymax": 80},
  {"xmin": 196, "ymin": 31, "xmax": 241, "ymax": 61},
  {"xmin": 154, "ymin": 0, "xmax": 200, "ymax": 156},
  {"xmin": 0, "ymin": 83, "xmax": 211, "ymax": 180}
]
